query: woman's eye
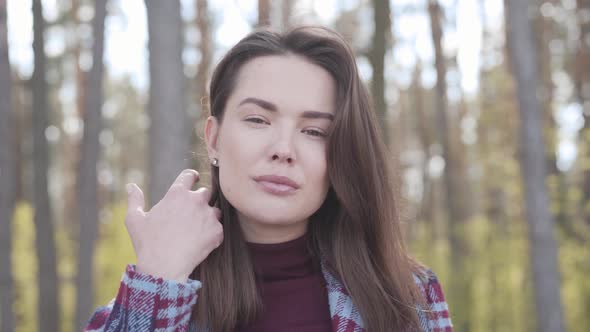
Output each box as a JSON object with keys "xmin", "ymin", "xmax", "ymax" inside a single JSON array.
[
  {"xmin": 245, "ymin": 117, "xmax": 268, "ymax": 124},
  {"xmin": 302, "ymin": 129, "xmax": 327, "ymax": 138}
]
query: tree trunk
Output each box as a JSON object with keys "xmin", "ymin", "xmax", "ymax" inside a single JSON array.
[
  {"xmin": 478, "ymin": 0, "xmax": 509, "ymax": 226},
  {"xmin": 74, "ymin": 0, "xmax": 107, "ymax": 330},
  {"xmin": 448, "ymin": 6, "xmax": 474, "ymax": 222},
  {"xmin": 258, "ymin": 0, "xmax": 271, "ymax": 27},
  {"xmin": 145, "ymin": 0, "xmax": 190, "ymax": 206},
  {"xmin": 281, "ymin": 0, "xmax": 294, "ymax": 30},
  {"xmin": 63, "ymin": 0, "xmax": 85, "ymax": 235},
  {"xmin": 0, "ymin": 1, "xmax": 15, "ymax": 330},
  {"xmin": 411, "ymin": 62, "xmax": 434, "ymax": 224},
  {"xmin": 32, "ymin": 0, "xmax": 60, "ymax": 331},
  {"xmin": 535, "ymin": 1, "xmax": 559, "ymax": 176},
  {"xmin": 576, "ymin": 0, "xmax": 590, "ymax": 224},
  {"xmin": 369, "ymin": 0, "xmax": 391, "ymax": 146},
  {"xmin": 427, "ymin": 0, "xmax": 465, "ymax": 228},
  {"xmin": 504, "ymin": 1, "xmax": 565, "ymax": 331},
  {"xmin": 190, "ymin": 0, "xmax": 212, "ymax": 171},
  {"xmin": 576, "ymin": 0, "xmax": 590, "ymax": 106},
  {"xmin": 195, "ymin": 0, "xmax": 211, "ymax": 102},
  {"xmin": 13, "ymin": 80, "xmax": 25, "ymax": 204},
  {"xmin": 428, "ymin": 1, "xmax": 471, "ymax": 330},
  {"xmin": 534, "ymin": 1, "xmax": 565, "ymax": 231}
]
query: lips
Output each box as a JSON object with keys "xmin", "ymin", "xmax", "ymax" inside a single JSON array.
[{"xmin": 253, "ymin": 175, "xmax": 300, "ymax": 195}]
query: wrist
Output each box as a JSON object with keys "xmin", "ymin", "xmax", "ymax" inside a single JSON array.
[{"xmin": 135, "ymin": 262, "xmax": 189, "ymax": 283}]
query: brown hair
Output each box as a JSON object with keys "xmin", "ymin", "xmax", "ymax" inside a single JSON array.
[{"xmin": 192, "ymin": 26, "xmax": 424, "ymax": 331}]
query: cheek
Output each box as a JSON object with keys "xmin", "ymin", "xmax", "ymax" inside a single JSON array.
[
  {"xmin": 218, "ymin": 123, "xmax": 255, "ymax": 161},
  {"xmin": 304, "ymin": 146, "xmax": 329, "ymax": 185},
  {"xmin": 217, "ymin": 125, "xmax": 262, "ymax": 192}
]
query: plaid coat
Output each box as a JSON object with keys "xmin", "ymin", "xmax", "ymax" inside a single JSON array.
[{"xmin": 84, "ymin": 264, "xmax": 452, "ymax": 332}]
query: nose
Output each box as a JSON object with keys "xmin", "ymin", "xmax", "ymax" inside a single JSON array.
[
  {"xmin": 272, "ymin": 153, "xmax": 293, "ymax": 163},
  {"xmin": 271, "ymin": 132, "xmax": 295, "ymax": 164}
]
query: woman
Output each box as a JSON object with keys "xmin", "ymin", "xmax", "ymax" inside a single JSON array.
[{"xmin": 85, "ymin": 26, "xmax": 452, "ymax": 332}]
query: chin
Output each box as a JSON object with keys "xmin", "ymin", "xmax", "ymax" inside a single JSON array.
[{"xmin": 243, "ymin": 208, "xmax": 307, "ymax": 225}]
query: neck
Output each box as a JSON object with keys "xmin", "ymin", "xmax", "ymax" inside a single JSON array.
[
  {"xmin": 246, "ymin": 232, "xmax": 316, "ymax": 282},
  {"xmin": 237, "ymin": 213, "xmax": 309, "ymax": 244}
]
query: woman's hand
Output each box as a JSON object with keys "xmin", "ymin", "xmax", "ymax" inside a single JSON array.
[{"xmin": 124, "ymin": 169, "xmax": 223, "ymax": 283}]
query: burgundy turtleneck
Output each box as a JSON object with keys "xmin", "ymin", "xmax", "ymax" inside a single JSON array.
[{"xmin": 236, "ymin": 234, "xmax": 332, "ymax": 332}]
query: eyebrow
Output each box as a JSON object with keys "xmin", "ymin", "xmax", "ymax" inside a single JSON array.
[{"xmin": 238, "ymin": 97, "xmax": 334, "ymax": 121}]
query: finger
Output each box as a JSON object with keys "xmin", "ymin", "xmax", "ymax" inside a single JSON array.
[
  {"xmin": 193, "ymin": 187, "xmax": 212, "ymax": 204},
  {"xmin": 126, "ymin": 183, "xmax": 146, "ymax": 216},
  {"xmin": 172, "ymin": 169, "xmax": 200, "ymax": 190},
  {"xmin": 214, "ymin": 223, "xmax": 224, "ymax": 248}
]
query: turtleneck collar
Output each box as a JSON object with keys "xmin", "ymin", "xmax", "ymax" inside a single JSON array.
[{"xmin": 246, "ymin": 233, "xmax": 319, "ymax": 282}]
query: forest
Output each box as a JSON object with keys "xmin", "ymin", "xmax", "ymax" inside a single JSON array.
[{"xmin": 0, "ymin": 0, "xmax": 589, "ymax": 331}]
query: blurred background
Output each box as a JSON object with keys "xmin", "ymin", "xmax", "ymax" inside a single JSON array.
[{"xmin": 0, "ymin": 0, "xmax": 589, "ymax": 331}]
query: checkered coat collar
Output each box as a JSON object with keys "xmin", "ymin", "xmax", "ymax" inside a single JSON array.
[
  {"xmin": 85, "ymin": 263, "xmax": 452, "ymax": 332},
  {"xmin": 191, "ymin": 263, "xmax": 452, "ymax": 332},
  {"xmin": 318, "ymin": 264, "xmax": 452, "ymax": 332}
]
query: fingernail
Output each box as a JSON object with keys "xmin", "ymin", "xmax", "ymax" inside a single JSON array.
[{"xmin": 126, "ymin": 184, "xmax": 133, "ymax": 194}]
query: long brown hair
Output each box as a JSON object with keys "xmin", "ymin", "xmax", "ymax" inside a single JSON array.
[{"xmin": 192, "ymin": 26, "xmax": 424, "ymax": 331}]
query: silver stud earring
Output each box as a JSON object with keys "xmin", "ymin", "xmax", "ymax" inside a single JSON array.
[{"xmin": 211, "ymin": 158, "xmax": 219, "ymax": 167}]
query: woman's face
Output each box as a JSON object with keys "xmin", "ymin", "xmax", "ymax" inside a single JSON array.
[{"xmin": 205, "ymin": 55, "xmax": 336, "ymax": 244}]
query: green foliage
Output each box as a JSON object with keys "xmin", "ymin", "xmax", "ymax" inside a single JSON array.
[
  {"xmin": 411, "ymin": 216, "xmax": 534, "ymax": 331},
  {"xmin": 559, "ymin": 224, "xmax": 590, "ymax": 331},
  {"xmin": 94, "ymin": 201, "xmax": 136, "ymax": 307},
  {"xmin": 56, "ymin": 212, "xmax": 76, "ymax": 332},
  {"xmin": 11, "ymin": 201, "xmax": 77, "ymax": 332},
  {"xmin": 410, "ymin": 213, "xmax": 590, "ymax": 332},
  {"xmin": 10, "ymin": 201, "xmax": 136, "ymax": 332},
  {"xmin": 12, "ymin": 202, "xmax": 37, "ymax": 332},
  {"xmin": 13, "ymin": 198, "xmax": 588, "ymax": 332}
]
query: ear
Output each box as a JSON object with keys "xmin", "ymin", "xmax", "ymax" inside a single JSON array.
[{"xmin": 205, "ymin": 116, "xmax": 220, "ymax": 159}]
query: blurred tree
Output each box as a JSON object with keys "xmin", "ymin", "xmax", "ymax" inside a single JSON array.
[
  {"xmin": 281, "ymin": 0, "xmax": 294, "ymax": 29},
  {"xmin": 427, "ymin": 0, "xmax": 467, "ymax": 227},
  {"xmin": 0, "ymin": 0, "xmax": 16, "ymax": 330},
  {"xmin": 258, "ymin": 0, "xmax": 271, "ymax": 27},
  {"xmin": 12, "ymin": 79, "xmax": 25, "ymax": 204},
  {"xmin": 409, "ymin": 61, "xmax": 436, "ymax": 225},
  {"xmin": 333, "ymin": 5, "xmax": 362, "ymax": 54},
  {"xmin": 475, "ymin": 61, "xmax": 528, "ymax": 331},
  {"xmin": 576, "ymin": 0, "xmax": 590, "ymax": 105},
  {"xmin": 189, "ymin": 0, "xmax": 213, "ymax": 173},
  {"xmin": 74, "ymin": 0, "xmax": 107, "ymax": 329},
  {"xmin": 427, "ymin": 2, "xmax": 472, "ymax": 329},
  {"xmin": 61, "ymin": 0, "xmax": 84, "ymax": 237},
  {"xmin": 576, "ymin": 0, "xmax": 590, "ymax": 223},
  {"xmin": 195, "ymin": 0, "xmax": 212, "ymax": 102},
  {"xmin": 31, "ymin": 0, "xmax": 60, "ymax": 331},
  {"xmin": 369, "ymin": 0, "xmax": 391, "ymax": 145},
  {"xmin": 447, "ymin": 1, "xmax": 475, "ymax": 221},
  {"xmin": 93, "ymin": 202, "xmax": 136, "ymax": 308},
  {"xmin": 504, "ymin": 1, "xmax": 565, "ymax": 331},
  {"xmin": 99, "ymin": 77, "xmax": 145, "ymax": 206},
  {"xmin": 535, "ymin": 0, "xmax": 560, "ymax": 176},
  {"xmin": 476, "ymin": 0, "xmax": 520, "ymax": 230},
  {"xmin": 145, "ymin": 0, "xmax": 190, "ymax": 206},
  {"xmin": 534, "ymin": 1, "xmax": 568, "ymax": 235}
]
